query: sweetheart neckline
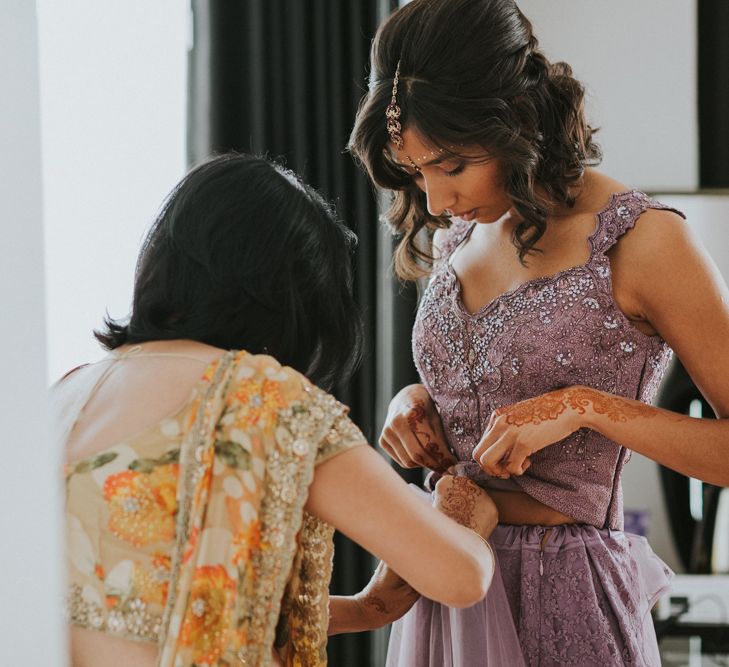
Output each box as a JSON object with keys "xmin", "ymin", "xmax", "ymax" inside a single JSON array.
[{"xmin": 444, "ymin": 190, "xmax": 634, "ymax": 319}]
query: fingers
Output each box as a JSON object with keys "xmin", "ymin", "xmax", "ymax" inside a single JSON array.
[
  {"xmin": 379, "ymin": 419, "xmax": 454, "ymax": 471},
  {"xmin": 486, "ymin": 410, "xmax": 498, "ymax": 433},
  {"xmin": 399, "ymin": 402, "xmax": 454, "ymax": 470},
  {"xmin": 398, "ymin": 426, "xmax": 440, "ymax": 469},
  {"xmin": 379, "ymin": 427, "xmax": 419, "ymax": 468},
  {"xmin": 477, "ymin": 434, "xmax": 533, "ymax": 478},
  {"xmin": 423, "ymin": 415, "xmax": 457, "ymax": 471},
  {"xmin": 472, "ymin": 419, "xmax": 501, "ymax": 468},
  {"xmin": 504, "ymin": 454, "xmax": 530, "ymax": 476},
  {"xmin": 474, "ymin": 411, "xmax": 531, "ymax": 478}
]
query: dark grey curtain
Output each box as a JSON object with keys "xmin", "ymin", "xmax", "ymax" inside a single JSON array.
[
  {"xmin": 698, "ymin": 0, "xmax": 729, "ymax": 187},
  {"xmin": 187, "ymin": 1, "xmax": 418, "ymax": 663}
]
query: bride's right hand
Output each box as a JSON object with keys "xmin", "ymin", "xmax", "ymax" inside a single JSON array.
[
  {"xmin": 379, "ymin": 384, "xmax": 457, "ymax": 472},
  {"xmin": 433, "ymin": 474, "xmax": 499, "ymax": 540}
]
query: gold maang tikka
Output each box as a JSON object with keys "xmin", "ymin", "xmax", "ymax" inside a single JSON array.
[{"xmin": 385, "ymin": 60, "xmax": 404, "ymax": 149}]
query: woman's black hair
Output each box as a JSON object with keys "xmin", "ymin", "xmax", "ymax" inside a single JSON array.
[
  {"xmin": 349, "ymin": 0, "xmax": 602, "ymax": 280},
  {"xmin": 95, "ymin": 153, "xmax": 363, "ymax": 391}
]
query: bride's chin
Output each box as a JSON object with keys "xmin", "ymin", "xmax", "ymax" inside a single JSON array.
[{"xmin": 475, "ymin": 207, "xmax": 515, "ymax": 225}]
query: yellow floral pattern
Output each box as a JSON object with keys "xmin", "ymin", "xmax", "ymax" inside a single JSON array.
[
  {"xmin": 229, "ymin": 376, "xmax": 287, "ymax": 431},
  {"xmin": 64, "ymin": 351, "xmax": 367, "ymax": 665},
  {"xmin": 179, "ymin": 565, "xmax": 237, "ymax": 664},
  {"xmin": 103, "ymin": 464, "xmax": 179, "ymax": 547},
  {"xmin": 132, "ymin": 553, "xmax": 171, "ymax": 607}
]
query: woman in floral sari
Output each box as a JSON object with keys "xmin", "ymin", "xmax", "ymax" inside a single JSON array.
[{"xmin": 55, "ymin": 154, "xmax": 498, "ymax": 667}]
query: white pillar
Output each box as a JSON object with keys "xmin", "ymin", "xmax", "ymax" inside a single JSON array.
[{"xmin": 0, "ymin": 1, "xmax": 64, "ymax": 664}]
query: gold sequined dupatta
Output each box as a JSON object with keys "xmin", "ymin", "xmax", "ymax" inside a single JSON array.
[
  {"xmin": 156, "ymin": 349, "xmax": 239, "ymax": 666},
  {"xmin": 155, "ymin": 350, "xmax": 341, "ymax": 667}
]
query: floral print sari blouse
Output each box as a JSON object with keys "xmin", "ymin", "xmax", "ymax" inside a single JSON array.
[{"xmin": 62, "ymin": 350, "xmax": 367, "ymax": 666}]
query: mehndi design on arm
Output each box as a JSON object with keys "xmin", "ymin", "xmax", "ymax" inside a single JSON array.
[
  {"xmin": 496, "ymin": 387, "xmax": 657, "ymax": 427},
  {"xmin": 565, "ymin": 388, "xmax": 658, "ymax": 422},
  {"xmin": 361, "ymin": 594, "xmax": 389, "ymax": 614}
]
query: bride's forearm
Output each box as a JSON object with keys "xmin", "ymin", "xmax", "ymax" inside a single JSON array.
[{"xmin": 574, "ymin": 387, "xmax": 729, "ymax": 486}]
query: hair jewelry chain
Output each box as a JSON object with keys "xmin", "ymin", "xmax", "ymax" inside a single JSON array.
[{"xmin": 385, "ymin": 60, "xmax": 404, "ymax": 149}]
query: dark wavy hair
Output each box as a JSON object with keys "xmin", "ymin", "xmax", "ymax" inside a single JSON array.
[
  {"xmin": 349, "ymin": 0, "xmax": 602, "ymax": 280},
  {"xmin": 95, "ymin": 153, "xmax": 363, "ymax": 391}
]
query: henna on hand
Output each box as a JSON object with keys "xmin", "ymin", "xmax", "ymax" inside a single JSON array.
[
  {"xmin": 495, "ymin": 393, "xmax": 568, "ymax": 426},
  {"xmin": 355, "ymin": 562, "xmax": 420, "ymax": 629},
  {"xmin": 406, "ymin": 399, "xmax": 454, "ymax": 472},
  {"xmin": 436, "ymin": 476, "xmax": 480, "ymax": 530}
]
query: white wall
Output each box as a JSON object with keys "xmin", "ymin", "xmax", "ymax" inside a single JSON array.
[
  {"xmin": 0, "ymin": 1, "xmax": 64, "ymax": 663},
  {"xmin": 38, "ymin": 0, "xmax": 189, "ymax": 381},
  {"xmin": 518, "ymin": 0, "xmax": 698, "ymax": 192},
  {"xmin": 657, "ymin": 194, "xmax": 729, "ymax": 284}
]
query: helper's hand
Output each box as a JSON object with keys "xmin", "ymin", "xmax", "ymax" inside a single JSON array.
[
  {"xmin": 353, "ymin": 561, "xmax": 420, "ymax": 629},
  {"xmin": 379, "ymin": 384, "xmax": 457, "ymax": 472},
  {"xmin": 432, "ymin": 474, "xmax": 499, "ymax": 540}
]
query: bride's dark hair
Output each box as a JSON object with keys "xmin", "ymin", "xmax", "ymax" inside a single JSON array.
[{"xmin": 349, "ymin": 0, "xmax": 602, "ymax": 280}]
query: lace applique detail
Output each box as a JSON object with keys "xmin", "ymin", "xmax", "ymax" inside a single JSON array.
[{"xmin": 493, "ymin": 525, "xmax": 672, "ymax": 666}]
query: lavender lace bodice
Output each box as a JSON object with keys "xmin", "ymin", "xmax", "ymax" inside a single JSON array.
[{"xmin": 413, "ymin": 190, "xmax": 684, "ymax": 529}]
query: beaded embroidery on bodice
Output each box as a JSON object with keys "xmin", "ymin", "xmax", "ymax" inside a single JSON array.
[{"xmin": 413, "ymin": 190, "xmax": 684, "ymax": 528}]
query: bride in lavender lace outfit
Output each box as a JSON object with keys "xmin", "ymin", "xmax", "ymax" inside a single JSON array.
[{"xmin": 349, "ymin": 0, "xmax": 729, "ymax": 665}]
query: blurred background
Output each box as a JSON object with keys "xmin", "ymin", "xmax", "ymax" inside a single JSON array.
[{"xmin": 1, "ymin": 0, "xmax": 727, "ymax": 664}]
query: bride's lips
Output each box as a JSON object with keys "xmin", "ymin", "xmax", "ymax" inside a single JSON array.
[{"xmin": 458, "ymin": 209, "xmax": 478, "ymax": 221}]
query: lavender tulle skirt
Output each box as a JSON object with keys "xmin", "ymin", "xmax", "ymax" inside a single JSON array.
[{"xmin": 387, "ymin": 490, "xmax": 673, "ymax": 667}]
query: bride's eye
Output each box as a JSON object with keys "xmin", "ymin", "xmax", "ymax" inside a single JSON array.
[{"xmin": 444, "ymin": 162, "xmax": 466, "ymax": 177}]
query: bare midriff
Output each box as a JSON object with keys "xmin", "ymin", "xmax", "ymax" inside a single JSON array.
[
  {"xmin": 487, "ymin": 488, "xmax": 577, "ymax": 526},
  {"xmin": 70, "ymin": 626, "xmax": 157, "ymax": 667}
]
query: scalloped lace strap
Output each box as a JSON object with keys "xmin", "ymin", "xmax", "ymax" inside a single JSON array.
[{"xmin": 591, "ymin": 190, "xmax": 686, "ymax": 258}]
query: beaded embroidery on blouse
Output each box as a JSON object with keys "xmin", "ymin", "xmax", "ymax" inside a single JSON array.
[
  {"xmin": 413, "ymin": 190, "xmax": 684, "ymax": 528},
  {"xmin": 63, "ymin": 351, "xmax": 366, "ymax": 666}
]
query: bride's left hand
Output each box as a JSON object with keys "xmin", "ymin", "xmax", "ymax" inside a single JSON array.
[{"xmin": 473, "ymin": 387, "xmax": 587, "ymax": 478}]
